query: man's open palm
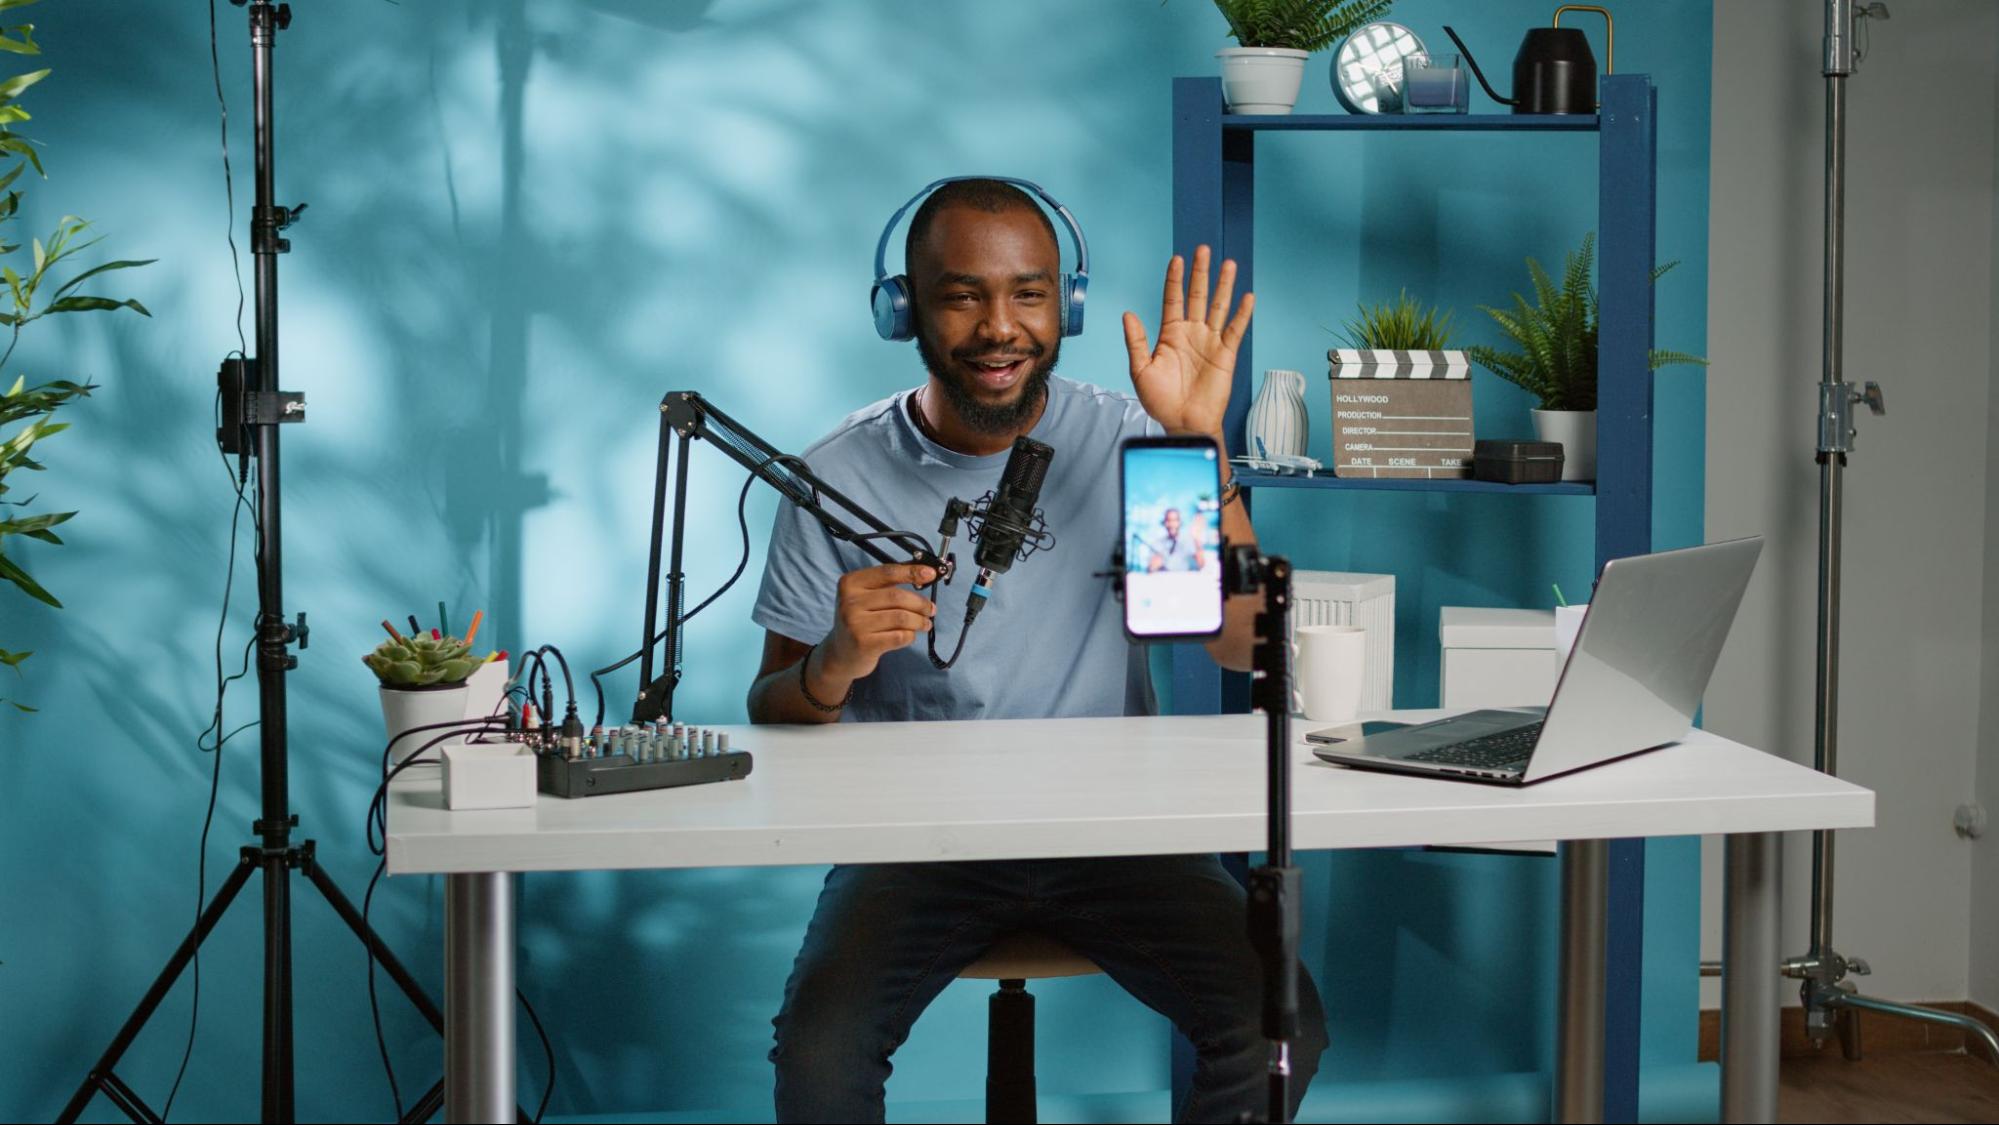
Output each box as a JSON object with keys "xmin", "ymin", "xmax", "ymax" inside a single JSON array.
[{"xmin": 1122, "ymin": 245, "xmax": 1254, "ymax": 440}]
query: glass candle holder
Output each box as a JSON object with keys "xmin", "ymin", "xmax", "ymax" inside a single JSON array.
[{"xmin": 1401, "ymin": 52, "xmax": 1469, "ymax": 114}]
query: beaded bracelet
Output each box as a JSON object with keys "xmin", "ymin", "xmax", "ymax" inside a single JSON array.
[{"xmin": 798, "ymin": 644, "xmax": 854, "ymax": 713}]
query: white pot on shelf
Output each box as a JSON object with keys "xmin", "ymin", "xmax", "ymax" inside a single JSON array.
[
  {"xmin": 1531, "ymin": 408, "xmax": 1597, "ymax": 482},
  {"xmin": 1217, "ymin": 47, "xmax": 1309, "ymax": 115}
]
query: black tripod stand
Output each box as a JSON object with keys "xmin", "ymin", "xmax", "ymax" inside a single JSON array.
[
  {"xmin": 1221, "ymin": 545, "xmax": 1300, "ymax": 1125},
  {"xmin": 58, "ymin": 5, "xmax": 463, "ymax": 1122}
]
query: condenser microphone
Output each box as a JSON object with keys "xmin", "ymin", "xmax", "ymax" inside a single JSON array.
[
  {"xmin": 974, "ymin": 436, "xmax": 1054, "ymax": 576},
  {"xmin": 964, "ymin": 436, "xmax": 1054, "ymax": 624}
]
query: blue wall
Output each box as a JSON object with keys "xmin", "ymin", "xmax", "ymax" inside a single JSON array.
[{"xmin": 2, "ymin": 1, "xmax": 1709, "ymax": 1120}]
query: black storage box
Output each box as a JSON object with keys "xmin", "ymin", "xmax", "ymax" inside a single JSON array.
[{"xmin": 1473, "ymin": 440, "xmax": 1565, "ymax": 484}]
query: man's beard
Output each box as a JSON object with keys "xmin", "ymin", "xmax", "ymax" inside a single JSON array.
[{"xmin": 915, "ymin": 328, "xmax": 1059, "ymax": 437}]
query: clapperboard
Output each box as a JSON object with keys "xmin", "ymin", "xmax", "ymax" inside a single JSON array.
[{"xmin": 1326, "ymin": 348, "xmax": 1474, "ymax": 479}]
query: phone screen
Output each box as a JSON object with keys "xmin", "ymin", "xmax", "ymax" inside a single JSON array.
[{"xmin": 1120, "ymin": 436, "xmax": 1225, "ymax": 640}]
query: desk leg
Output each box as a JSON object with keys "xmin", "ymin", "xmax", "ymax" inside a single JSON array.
[
  {"xmin": 1721, "ymin": 833, "xmax": 1780, "ymax": 1124},
  {"xmin": 446, "ymin": 872, "xmax": 515, "ymax": 1124},
  {"xmin": 1555, "ymin": 839, "xmax": 1608, "ymax": 1123}
]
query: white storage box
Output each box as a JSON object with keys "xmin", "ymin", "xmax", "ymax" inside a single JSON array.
[
  {"xmin": 443, "ymin": 742, "xmax": 538, "ymax": 810},
  {"xmin": 1439, "ymin": 607, "xmax": 1559, "ymax": 708},
  {"xmin": 1439, "ymin": 606, "xmax": 1561, "ymax": 854},
  {"xmin": 1291, "ymin": 570, "xmax": 1395, "ymax": 712}
]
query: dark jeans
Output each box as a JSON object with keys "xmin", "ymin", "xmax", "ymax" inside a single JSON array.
[{"xmin": 769, "ymin": 855, "xmax": 1328, "ymax": 1124}]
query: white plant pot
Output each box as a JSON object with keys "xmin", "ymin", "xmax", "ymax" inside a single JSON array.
[
  {"xmin": 379, "ymin": 683, "xmax": 471, "ymax": 768},
  {"xmin": 1246, "ymin": 368, "xmax": 1310, "ymax": 459},
  {"xmin": 1217, "ymin": 47, "xmax": 1309, "ymax": 115},
  {"xmin": 1531, "ymin": 409, "xmax": 1597, "ymax": 482}
]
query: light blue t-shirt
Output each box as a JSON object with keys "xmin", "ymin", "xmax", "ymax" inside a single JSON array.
[{"xmin": 752, "ymin": 376, "xmax": 1161, "ymax": 722}]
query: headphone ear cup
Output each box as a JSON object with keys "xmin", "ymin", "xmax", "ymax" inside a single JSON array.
[
  {"xmin": 1062, "ymin": 273, "xmax": 1087, "ymax": 338},
  {"xmin": 872, "ymin": 276, "xmax": 914, "ymax": 341}
]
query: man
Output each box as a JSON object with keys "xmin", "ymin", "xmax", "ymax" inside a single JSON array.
[
  {"xmin": 748, "ymin": 178, "xmax": 1327, "ymax": 1123},
  {"xmin": 1146, "ymin": 507, "xmax": 1208, "ymax": 573}
]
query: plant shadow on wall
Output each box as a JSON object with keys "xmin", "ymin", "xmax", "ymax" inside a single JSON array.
[
  {"xmin": 0, "ymin": 3, "xmax": 152, "ymax": 713},
  {"xmin": 17, "ymin": 0, "xmax": 1227, "ymax": 1116}
]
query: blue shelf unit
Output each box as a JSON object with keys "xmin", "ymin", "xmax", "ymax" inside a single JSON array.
[{"xmin": 1171, "ymin": 75, "xmax": 1662, "ymax": 1122}]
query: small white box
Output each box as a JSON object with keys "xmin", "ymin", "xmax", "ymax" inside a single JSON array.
[
  {"xmin": 443, "ymin": 742, "xmax": 538, "ymax": 810},
  {"xmin": 1440, "ymin": 607, "xmax": 1559, "ymax": 854},
  {"xmin": 1291, "ymin": 570, "xmax": 1395, "ymax": 711},
  {"xmin": 1439, "ymin": 607, "xmax": 1559, "ymax": 709}
]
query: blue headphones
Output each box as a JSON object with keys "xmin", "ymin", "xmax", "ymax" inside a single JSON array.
[{"xmin": 871, "ymin": 175, "xmax": 1090, "ymax": 342}]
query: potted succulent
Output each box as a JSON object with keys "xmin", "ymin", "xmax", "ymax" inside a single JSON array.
[
  {"xmin": 365, "ymin": 626, "xmax": 485, "ymax": 765},
  {"xmin": 1466, "ymin": 233, "xmax": 1707, "ymax": 481},
  {"xmin": 1212, "ymin": 0, "xmax": 1393, "ymax": 114}
]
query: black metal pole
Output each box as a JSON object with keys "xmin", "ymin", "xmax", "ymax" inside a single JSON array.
[
  {"xmin": 661, "ymin": 430, "xmax": 691, "ymax": 720},
  {"xmin": 1229, "ymin": 548, "xmax": 1299, "ymax": 1124},
  {"xmin": 633, "ymin": 426, "xmax": 691, "ymax": 724},
  {"xmin": 246, "ymin": 4, "xmax": 298, "ymax": 1119},
  {"xmin": 636, "ymin": 405, "xmax": 675, "ymax": 701}
]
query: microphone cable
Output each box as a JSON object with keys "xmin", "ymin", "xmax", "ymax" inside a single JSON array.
[
  {"xmin": 162, "ymin": 6, "xmax": 257, "ymax": 1116},
  {"xmin": 589, "ymin": 470, "xmax": 757, "ymax": 728},
  {"xmin": 362, "ymin": 717, "xmax": 556, "ymax": 1125}
]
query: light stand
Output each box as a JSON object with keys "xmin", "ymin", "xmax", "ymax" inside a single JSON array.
[
  {"xmin": 58, "ymin": 5, "xmax": 479, "ymax": 1123},
  {"xmin": 1776, "ymin": 0, "xmax": 1999, "ymax": 1066},
  {"xmin": 1222, "ymin": 545, "xmax": 1300, "ymax": 1125}
]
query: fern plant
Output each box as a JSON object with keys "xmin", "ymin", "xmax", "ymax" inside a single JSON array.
[
  {"xmin": 1338, "ymin": 288, "xmax": 1454, "ymax": 350},
  {"xmin": 0, "ymin": 4, "xmax": 154, "ymax": 712},
  {"xmin": 1465, "ymin": 232, "xmax": 1706, "ymax": 413},
  {"xmin": 1212, "ymin": 0, "xmax": 1393, "ymax": 52}
]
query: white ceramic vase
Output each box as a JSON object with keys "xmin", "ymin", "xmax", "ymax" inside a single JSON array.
[
  {"xmin": 1217, "ymin": 47, "xmax": 1309, "ymax": 115},
  {"xmin": 1531, "ymin": 408, "xmax": 1597, "ymax": 482},
  {"xmin": 1246, "ymin": 368, "xmax": 1310, "ymax": 459},
  {"xmin": 379, "ymin": 683, "xmax": 471, "ymax": 767}
]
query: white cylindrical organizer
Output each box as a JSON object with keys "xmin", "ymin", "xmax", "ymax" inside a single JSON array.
[
  {"xmin": 1216, "ymin": 47, "xmax": 1309, "ymax": 114},
  {"xmin": 1245, "ymin": 368, "xmax": 1309, "ymax": 459},
  {"xmin": 379, "ymin": 683, "xmax": 472, "ymax": 767}
]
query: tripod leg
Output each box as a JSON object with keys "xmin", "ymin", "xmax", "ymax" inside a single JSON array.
[
  {"xmin": 56, "ymin": 855, "xmax": 259, "ymax": 1125},
  {"xmin": 302, "ymin": 848, "xmax": 445, "ymax": 1031},
  {"xmin": 402, "ymin": 1080, "xmax": 444, "ymax": 1125},
  {"xmin": 262, "ymin": 849, "xmax": 296, "ymax": 1124}
]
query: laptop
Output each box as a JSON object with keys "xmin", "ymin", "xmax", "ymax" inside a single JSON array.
[{"xmin": 1309, "ymin": 536, "xmax": 1763, "ymax": 785}]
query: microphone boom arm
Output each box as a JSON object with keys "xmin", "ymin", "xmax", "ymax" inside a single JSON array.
[{"xmin": 634, "ymin": 390, "xmax": 946, "ymax": 723}]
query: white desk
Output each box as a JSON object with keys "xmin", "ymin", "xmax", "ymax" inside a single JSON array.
[{"xmin": 386, "ymin": 714, "xmax": 1872, "ymax": 1124}]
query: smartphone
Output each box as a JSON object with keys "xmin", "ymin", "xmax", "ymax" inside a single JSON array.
[{"xmin": 1120, "ymin": 435, "xmax": 1225, "ymax": 640}]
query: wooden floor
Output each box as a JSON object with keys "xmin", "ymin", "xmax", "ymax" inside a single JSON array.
[{"xmin": 1780, "ymin": 1052, "xmax": 1999, "ymax": 1124}]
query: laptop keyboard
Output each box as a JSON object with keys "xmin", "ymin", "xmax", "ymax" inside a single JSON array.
[{"xmin": 1406, "ymin": 723, "xmax": 1544, "ymax": 772}]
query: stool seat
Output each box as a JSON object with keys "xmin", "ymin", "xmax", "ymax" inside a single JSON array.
[{"xmin": 960, "ymin": 931, "xmax": 1100, "ymax": 981}]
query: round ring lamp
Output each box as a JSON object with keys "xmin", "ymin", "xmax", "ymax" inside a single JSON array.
[{"xmin": 1331, "ymin": 22, "xmax": 1427, "ymax": 114}]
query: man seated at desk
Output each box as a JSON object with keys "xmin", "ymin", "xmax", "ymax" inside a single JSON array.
[{"xmin": 747, "ymin": 177, "xmax": 1328, "ymax": 1123}]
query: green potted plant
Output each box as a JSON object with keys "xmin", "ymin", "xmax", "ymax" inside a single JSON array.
[
  {"xmin": 0, "ymin": 15, "xmax": 154, "ymax": 714},
  {"xmin": 1337, "ymin": 287, "xmax": 1455, "ymax": 350},
  {"xmin": 1211, "ymin": 0, "xmax": 1393, "ymax": 114},
  {"xmin": 1465, "ymin": 233, "xmax": 1706, "ymax": 481},
  {"xmin": 365, "ymin": 626, "xmax": 486, "ymax": 765}
]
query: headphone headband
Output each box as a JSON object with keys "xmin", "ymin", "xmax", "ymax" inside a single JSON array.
[{"xmin": 872, "ymin": 175, "xmax": 1091, "ymax": 284}]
